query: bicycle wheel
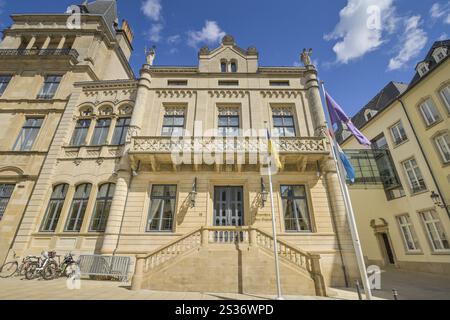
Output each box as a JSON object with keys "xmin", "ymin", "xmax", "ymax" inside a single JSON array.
[
  {"xmin": 0, "ymin": 262, "xmax": 18, "ymax": 278},
  {"xmin": 25, "ymin": 262, "xmax": 39, "ymax": 280},
  {"xmin": 43, "ymin": 261, "xmax": 58, "ymax": 280}
]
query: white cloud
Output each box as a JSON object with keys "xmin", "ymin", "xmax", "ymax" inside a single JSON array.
[
  {"xmin": 325, "ymin": 0, "xmax": 398, "ymax": 64},
  {"xmin": 439, "ymin": 33, "xmax": 448, "ymax": 40},
  {"xmin": 446, "ymin": 14, "xmax": 450, "ymax": 24},
  {"xmin": 187, "ymin": 21, "xmax": 226, "ymax": 48},
  {"xmin": 167, "ymin": 35, "xmax": 181, "ymax": 45},
  {"xmin": 430, "ymin": 2, "xmax": 450, "ymax": 25},
  {"xmin": 388, "ymin": 16, "xmax": 428, "ymax": 71},
  {"xmin": 146, "ymin": 24, "xmax": 164, "ymax": 42},
  {"xmin": 141, "ymin": 0, "xmax": 162, "ymax": 22}
]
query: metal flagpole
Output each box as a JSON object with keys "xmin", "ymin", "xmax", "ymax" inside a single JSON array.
[
  {"xmin": 265, "ymin": 123, "xmax": 283, "ymax": 300},
  {"xmin": 319, "ymin": 81, "xmax": 373, "ymax": 300}
]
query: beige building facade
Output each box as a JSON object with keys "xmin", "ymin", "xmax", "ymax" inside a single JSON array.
[
  {"xmin": 0, "ymin": 1, "xmax": 363, "ymax": 296},
  {"xmin": 341, "ymin": 41, "xmax": 450, "ymax": 275}
]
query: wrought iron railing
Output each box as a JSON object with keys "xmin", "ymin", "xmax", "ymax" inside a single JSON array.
[{"xmin": 0, "ymin": 49, "xmax": 79, "ymax": 59}]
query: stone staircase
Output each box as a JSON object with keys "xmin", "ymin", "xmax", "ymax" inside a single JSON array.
[{"xmin": 131, "ymin": 227, "xmax": 327, "ymax": 296}]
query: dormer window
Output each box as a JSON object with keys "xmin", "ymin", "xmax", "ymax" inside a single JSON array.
[
  {"xmin": 432, "ymin": 47, "xmax": 448, "ymax": 64},
  {"xmin": 417, "ymin": 62, "xmax": 430, "ymax": 77},
  {"xmin": 364, "ymin": 109, "xmax": 377, "ymax": 121}
]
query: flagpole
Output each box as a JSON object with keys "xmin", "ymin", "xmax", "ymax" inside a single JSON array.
[
  {"xmin": 319, "ymin": 81, "xmax": 373, "ymax": 300},
  {"xmin": 265, "ymin": 123, "xmax": 283, "ymax": 300}
]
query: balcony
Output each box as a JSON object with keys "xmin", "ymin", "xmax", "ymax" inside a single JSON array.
[
  {"xmin": 0, "ymin": 49, "xmax": 79, "ymax": 62},
  {"xmin": 129, "ymin": 136, "xmax": 330, "ymax": 172}
]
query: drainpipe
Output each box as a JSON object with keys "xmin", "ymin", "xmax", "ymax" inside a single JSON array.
[{"xmin": 398, "ymin": 98, "xmax": 450, "ymax": 218}]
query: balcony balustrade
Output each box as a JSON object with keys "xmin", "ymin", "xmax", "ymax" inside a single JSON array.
[{"xmin": 0, "ymin": 49, "xmax": 79, "ymax": 60}]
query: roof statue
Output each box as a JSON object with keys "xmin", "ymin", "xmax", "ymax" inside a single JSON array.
[{"xmin": 301, "ymin": 48, "xmax": 313, "ymax": 66}]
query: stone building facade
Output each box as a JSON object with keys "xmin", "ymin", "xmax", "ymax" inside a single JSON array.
[{"xmin": 0, "ymin": 1, "xmax": 361, "ymax": 296}]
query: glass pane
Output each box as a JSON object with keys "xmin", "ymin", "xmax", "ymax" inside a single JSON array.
[
  {"xmin": 273, "ymin": 117, "xmax": 283, "ymax": 126},
  {"xmin": 218, "ymin": 116, "xmax": 228, "ymax": 126},
  {"xmin": 151, "ymin": 186, "xmax": 165, "ymax": 197},
  {"xmin": 163, "ymin": 116, "xmax": 174, "ymax": 126},
  {"xmin": 284, "ymin": 127, "xmax": 296, "ymax": 137},
  {"xmin": 229, "ymin": 116, "xmax": 239, "ymax": 126},
  {"xmin": 284, "ymin": 117, "xmax": 294, "ymax": 126},
  {"xmin": 173, "ymin": 116, "xmax": 185, "ymax": 126}
]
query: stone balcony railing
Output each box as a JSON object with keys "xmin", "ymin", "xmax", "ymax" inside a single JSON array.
[
  {"xmin": 60, "ymin": 145, "xmax": 124, "ymax": 163},
  {"xmin": 0, "ymin": 49, "xmax": 79, "ymax": 60},
  {"xmin": 129, "ymin": 136, "xmax": 329, "ymax": 155}
]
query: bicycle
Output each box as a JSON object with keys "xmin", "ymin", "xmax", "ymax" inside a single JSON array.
[
  {"xmin": 25, "ymin": 251, "xmax": 58, "ymax": 280},
  {"xmin": 0, "ymin": 251, "xmax": 40, "ymax": 278},
  {"xmin": 43, "ymin": 252, "xmax": 79, "ymax": 280}
]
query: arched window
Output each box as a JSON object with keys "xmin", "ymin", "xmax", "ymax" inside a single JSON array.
[
  {"xmin": 221, "ymin": 61, "xmax": 227, "ymax": 73},
  {"xmin": 90, "ymin": 183, "xmax": 115, "ymax": 232},
  {"xmin": 41, "ymin": 184, "xmax": 69, "ymax": 232},
  {"xmin": 230, "ymin": 61, "xmax": 237, "ymax": 73},
  {"xmin": 65, "ymin": 183, "xmax": 92, "ymax": 232},
  {"xmin": 90, "ymin": 118, "xmax": 111, "ymax": 146}
]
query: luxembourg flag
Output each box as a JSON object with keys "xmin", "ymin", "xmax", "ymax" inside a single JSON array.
[{"xmin": 336, "ymin": 143, "xmax": 356, "ymax": 183}]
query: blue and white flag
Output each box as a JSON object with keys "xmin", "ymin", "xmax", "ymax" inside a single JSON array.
[{"xmin": 336, "ymin": 144, "xmax": 356, "ymax": 183}]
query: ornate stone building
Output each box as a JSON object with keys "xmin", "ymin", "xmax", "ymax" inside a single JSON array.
[{"xmin": 0, "ymin": 1, "xmax": 361, "ymax": 296}]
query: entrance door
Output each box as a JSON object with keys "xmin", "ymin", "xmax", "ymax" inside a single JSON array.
[
  {"xmin": 214, "ymin": 187, "xmax": 244, "ymax": 226},
  {"xmin": 381, "ymin": 233, "xmax": 396, "ymax": 265}
]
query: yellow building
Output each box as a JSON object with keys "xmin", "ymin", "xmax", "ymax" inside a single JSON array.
[
  {"xmin": 0, "ymin": 1, "xmax": 364, "ymax": 297},
  {"xmin": 341, "ymin": 40, "xmax": 450, "ymax": 275}
]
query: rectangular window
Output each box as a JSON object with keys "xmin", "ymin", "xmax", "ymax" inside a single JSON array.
[
  {"xmin": 218, "ymin": 114, "xmax": 240, "ymax": 136},
  {"xmin": 435, "ymin": 133, "xmax": 450, "ymax": 163},
  {"xmin": 402, "ymin": 158, "xmax": 427, "ymax": 194},
  {"xmin": 147, "ymin": 185, "xmax": 177, "ymax": 232},
  {"xmin": 40, "ymin": 184, "xmax": 69, "ymax": 232},
  {"xmin": 167, "ymin": 80, "xmax": 188, "ymax": 86},
  {"xmin": 112, "ymin": 117, "xmax": 131, "ymax": 145},
  {"xmin": 371, "ymin": 134, "xmax": 388, "ymax": 150},
  {"xmin": 90, "ymin": 183, "xmax": 115, "ymax": 232},
  {"xmin": 390, "ymin": 122, "xmax": 407, "ymax": 146},
  {"xmin": 441, "ymin": 85, "xmax": 450, "ymax": 113},
  {"xmin": 0, "ymin": 184, "xmax": 15, "ymax": 220},
  {"xmin": 13, "ymin": 117, "xmax": 43, "ymax": 151},
  {"xmin": 218, "ymin": 80, "xmax": 239, "ymax": 86},
  {"xmin": 0, "ymin": 75, "xmax": 12, "ymax": 96},
  {"xmin": 90, "ymin": 118, "xmax": 111, "ymax": 145},
  {"xmin": 162, "ymin": 114, "xmax": 185, "ymax": 137},
  {"xmin": 420, "ymin": 210, "xmax": 450, "ymax": 252},
  {"xmin": 38, "ymin": 75, "xmax": 62, "ymax": 99},
  {"xmin": 70, "ymin": 119, "xmax": 91, "ymax": 146},
  {"xmin": 396, "ymin": 214, "xmax": 420, "ymax": 252},
  {"xmin": 270, "ymin": 80, "xmax": 290, "ymax": 87},
  {"xmin": 280, "ymin": 185, "xmax": 312, "ymax": 232},
  {"xmin": 273, "ymin": 115, "xmax": 296, "ymax": 137},
  {"xmin": 65, "ymin": 184, "xmax": 92, "ymax": 232},
  {"xmin": 420, "ymin": 99, "xmax": 441, "ymax": 126}
]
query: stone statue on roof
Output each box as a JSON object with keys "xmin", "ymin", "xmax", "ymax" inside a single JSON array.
[
  {"xmin": 145, "ymin": 46, "xmax": 156, "ymax": 66},
  {"xmin": 301, "ymin": 48, "xmax": 313, "ymax": 66}
]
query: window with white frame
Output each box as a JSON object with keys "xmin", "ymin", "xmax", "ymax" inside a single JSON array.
[
  {"xmin": 13, "ymin": 117, "xmax": 43, "ymax": 151},
  {"xmin": 65, "ymin": 183, "xmax": 92, "ymax": 232},
  {"xmin": 432, "ymin": 47, "xmax": 448, "ymax": 64},
  {"xmin": 90, "ymin": 118, "xmax": 111, "ymax": 145},
  {"xmin": 38, "ymin": 75, "xmax": 62, "ymax": 99},
  {"xmin": 0, "ymin": 75, "xmax": 12, "ymax": 96},
  {"xmin": 70, "ymin": 119, "xmax": 91, "ymax": 146},
  {"xmin": 396, "ymin": 214, "xmax": 420, "ymax": 252},
  {"xmin": 434, "ymin": 132, "xmax": 450, "ymax": 163},
  {"xmin": 147, "ymin": 185, "xmax": 177, "ymax": 232},
  {"xmin": 420, "ymin": 210, "xmax": 450, "ymax": 252},
  {"xmin": 161, "ymin": 108, "xmax": 185, "ymax": 137},
  {"xmin": 402, "ymin": 158, "xmax": 427, "ymax": 193},
  {"xmin": 390, "ymin": 121, "xmax": 408, "ymax": 146},
  {"xmin": 440, "ymin": 85, "xmax": 450, "ymax": 114},
  {"xmin": 0, "ymin": 184, "xmax": 15, "ymax": 220},
  {"xmin": 419, "ymin": 99, "xmax": 441, "ymax": 126},
  {"xmin": 90, "ymin": 183, "xmax": 115, "ymax": 232},
  {"xmin": 218, "ymin": 107, "xmax": 240, "ymax": 137},
  {"xmin": 40, "ymin": 184, "xmax": 69, "ymax": 232}
]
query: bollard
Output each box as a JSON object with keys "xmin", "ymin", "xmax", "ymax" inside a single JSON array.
[
  {"xmin": 355, "ymin": 280, "xmax": 363, "ymax": 300},
  {"xmin": 392, "ymin": 289, "xmax": 399, "ymax": 300}
]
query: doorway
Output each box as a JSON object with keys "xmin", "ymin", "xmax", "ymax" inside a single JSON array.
[{"xmin": 214, "ymin": 187, "xmax": 244, "ymax": 226}]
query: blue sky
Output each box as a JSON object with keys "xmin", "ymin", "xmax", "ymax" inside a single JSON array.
[{"xmin": 0, "ymin": 0, "xmax": 449, "ymax": 116}]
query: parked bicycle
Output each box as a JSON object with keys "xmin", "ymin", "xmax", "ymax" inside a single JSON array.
[
  {"xmin": 0, "ymin": 251, "xmax": 40, "ymax": 278},
  {"xmin": 25, "ymin": 251, "xmax": 58, "ymax": 280},
  {"xmin": 43, "ymin": 252, "xmax": 79, "ymax": 280}
]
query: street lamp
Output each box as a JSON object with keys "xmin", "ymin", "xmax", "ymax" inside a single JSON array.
[
  {"xmin": 430, "ymin": 191, "xmax": 449, "ymax": 209},
  {"xmin": 261, "ymin": 178, "xmax": 269, "ymax": 207},
  {"xmin": 190, "ymin": 178, "xmax": 197, "ymax": 208}
]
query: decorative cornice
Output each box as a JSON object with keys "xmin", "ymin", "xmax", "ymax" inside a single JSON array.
[
  {"xmin": 260, "ymin": 90, "xmax": 301, "ymax": 99},
  {"xmin": 156, "ymin": 90, "xmax": 194, "ymax": 98},
  {"xmin": 75, "ymin": 80, "xmax": 138, "ymax": 92},
  {"xmin": 208, "ymin": 90, "xmax": 249, "ymax": 98}
]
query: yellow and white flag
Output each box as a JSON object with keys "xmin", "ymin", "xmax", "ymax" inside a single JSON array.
[{"xmin": 267, "ymin": 130, "xmax": 282, "ymax": 169}]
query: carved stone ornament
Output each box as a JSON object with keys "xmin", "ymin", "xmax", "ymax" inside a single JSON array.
[{"xmin": 199, "ymin": 46, "xmax": 210, "ymax": 55}]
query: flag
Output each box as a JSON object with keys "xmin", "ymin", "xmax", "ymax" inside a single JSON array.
[
  {"xmin": 336, "ymin": 144, "xmax": 356, "ymax": 183},
  {"xmin": 325, "ymin": 91, "xmax": 371, "ymax": 146},
  {"xmin": 267, "ymin": 130, "xmax": 283, "ymax": 169}
]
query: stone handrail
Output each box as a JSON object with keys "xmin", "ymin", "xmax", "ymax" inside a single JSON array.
[
  {"xmin": 204, "ymin": 226, "xmax": 251, "ymax": 244},
  {"xmin": 130, "ymin": 136, "xmax": 329, "ymax": 154}
]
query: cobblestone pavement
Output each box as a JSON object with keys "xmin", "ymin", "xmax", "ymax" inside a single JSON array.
[{"xmin": 0, "ymin": 268, "xmax": 448, "ymax": 300}]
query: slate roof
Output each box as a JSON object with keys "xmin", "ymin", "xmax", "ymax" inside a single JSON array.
[{"xmin": 77, "ymin": 0, "xmax": 118, "ymax": 36}]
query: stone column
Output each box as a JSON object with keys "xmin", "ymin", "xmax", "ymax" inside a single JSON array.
[
  {"xmin": 101, "ymin": 171, "xmax": 130, "ymax": 254},
  {"xmin": 304, "ymin": 66, "xmax": 327, "ymax": 137},
  {"xmin": 128, "ymin": 66, "xmax": 152, "ymax": 138}
]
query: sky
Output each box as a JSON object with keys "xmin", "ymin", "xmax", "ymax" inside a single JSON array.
[{"xmin": 0, "ymin": 0, "xmax": 449, "ymax": 117}]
